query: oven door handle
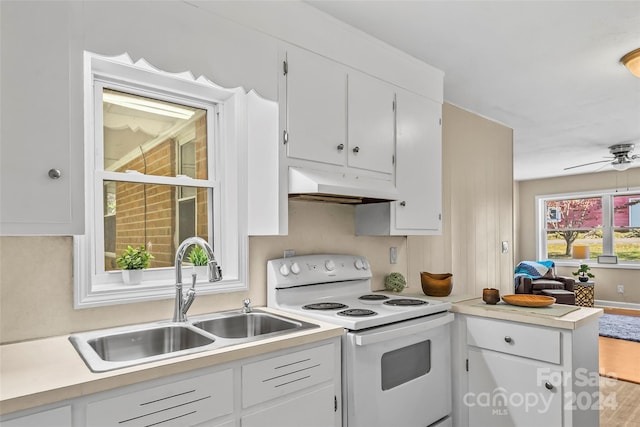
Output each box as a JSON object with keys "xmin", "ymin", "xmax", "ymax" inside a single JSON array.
[{"xmin": 354, "ymin": 312, "xmax": 454, "ymax": 346}]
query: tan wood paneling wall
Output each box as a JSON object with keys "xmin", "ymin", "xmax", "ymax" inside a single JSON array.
[{"xmin": 408, "ymin": 104, "xmax": 514, "ymax": 297}]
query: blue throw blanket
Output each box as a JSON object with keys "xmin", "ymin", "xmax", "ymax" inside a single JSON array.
[{"xmin": 514, "ymin": 260, "xmax": 555, "ymax": 291}]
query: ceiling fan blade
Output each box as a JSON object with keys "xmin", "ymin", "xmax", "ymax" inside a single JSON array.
[{"xmin": 564, "ymin": 159, "xmax": 611, "ymax": 170}]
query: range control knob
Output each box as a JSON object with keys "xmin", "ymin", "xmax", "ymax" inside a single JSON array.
[
  {"xmin": 362, "ymin": 259, "xmax": 370, "ymax": 270},
  {"xmin": 354, "ymin": 258, "xmax": 365, "ymax": 270},
  {"xmin": 290, "ymin": 262, "xmax": 301, "ymax": 275},
  {"xmin": 325, "ymin": 260, "xmax": 336, "ymax": 271},
  {"xmin": 279, "ymin": 264, "xmax": 290, "ymax": 276}
]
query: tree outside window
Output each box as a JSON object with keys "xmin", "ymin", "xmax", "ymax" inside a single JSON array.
[{"xmin": 540, "ymin": 192, "xmax": 640, "ymax": 264}]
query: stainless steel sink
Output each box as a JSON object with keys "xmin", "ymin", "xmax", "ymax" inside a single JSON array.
[
  {"xmin": 69, "ymin": 309, "xmax": 318, "ymax": 372},
  {"xmin": 192, "ymin": 311, "xmax": 313, "ymax": 339},
  {"xmin": 88, "ymin": 325, "xmax": 214, "ymax": 362},
  {"xmin": 70, "ymin": 323, "xmax": 216, "ymax": 372}
]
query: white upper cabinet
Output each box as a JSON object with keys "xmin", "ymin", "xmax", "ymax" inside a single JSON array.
[
  {"xmin": 394, "ymin": 90, "xmax": 442, "ymax": 232},
  {"xmin": 281, "ymin": 44, "xmax": 395, "ymax": 178},
  {"xmin": 0, "ymin": 2, "xmax": 84, "ymax": 235},
  {"xmin": 284, "ymin": 46, "xmax": 347, "ymax": 167},
  {"xmin": 347, "ymin": 70, "xmax": 395, "ymax": 174},
  {"xmin": 356, "ymin": 90, "xmax": 443, "ymax": 235}
]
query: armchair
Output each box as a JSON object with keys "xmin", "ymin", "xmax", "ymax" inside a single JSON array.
[{"xmin": 514, "ymin": 261, "xmax": 576, "ymax": 305}]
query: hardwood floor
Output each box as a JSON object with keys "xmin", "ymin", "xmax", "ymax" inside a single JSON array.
[
  {"xmin": 599, "ymin": 307, "xmax": 640, "ymax": 426},
  {"xmin": 599, "ymin": 337, "xmax": 640, "ymax": 384},
  {"xmin": 600, "ymin": 378, "xmax": 640, "ymax": 426}
]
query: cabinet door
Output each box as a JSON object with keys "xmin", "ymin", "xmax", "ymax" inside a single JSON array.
[
  {"xmin": 468, "ymin": 348, "xmax": 562, "ymax": 427},
  {"xmin": 347, "ymin": 71, "xmax": 395, "ymax": 174},
  {"xmin": 241, "ymin": 384, "xmax": 337, "ymax": 427},
  {"xmin": 394, "ymin": 90, "xmax": 442, "ymax": 232},
  {"xmin": 0, "ymin": 2, "xmax": 83, "ymax": 235},
  {"xmin": 1, "ymin": 406, "xmax": 71, "ymax": 427},
  {"xmin": 284, "ymin": 46, "xmax": 347, "ymax": 166}
]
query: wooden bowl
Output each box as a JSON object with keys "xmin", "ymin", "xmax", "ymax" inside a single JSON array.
[{"xmin": 420, "ymin": 272, "xmax": 453, "ymax": 297}]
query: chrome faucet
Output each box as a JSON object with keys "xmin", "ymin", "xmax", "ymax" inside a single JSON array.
[{"xmin": 173, "ymin": 237, "xmax": 222, "ymax": 322}]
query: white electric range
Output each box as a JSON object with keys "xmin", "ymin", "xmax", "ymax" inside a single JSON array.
[{"xmin": 267, "ymin": 254, "xmax": 453, "ymax": 427}]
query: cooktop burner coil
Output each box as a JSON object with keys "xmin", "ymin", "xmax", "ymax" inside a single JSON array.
[
  {"xmin": 302, "ymin": 302, "xmax": 348, "ymax": 310},
  {"xmin": 337, "ymin": 308, "xmax": 378, "ymax": 317},
  {"xmin": 358, "ymin": 294, "xmax": 389, "ymax": 301},
  {"xmin": 384, "ymin": 298, "xmax": 428, "ymax": 306}
]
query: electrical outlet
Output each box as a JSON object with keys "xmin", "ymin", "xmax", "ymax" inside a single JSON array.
[
  {"xmin": 283, "ymin": 249, "xmax": 296, "ymax": 258},
  {"xmin": 390, "ymin": 247, "xmax": 397, "ymax": 264},
  {"xmin": 617, "ymin": 285, "xmax": 624, "ymax": 294}
]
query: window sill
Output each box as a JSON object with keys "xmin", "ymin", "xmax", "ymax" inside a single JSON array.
[
  {"xmin": 74, "ymin": 277, "xmax": 247, "ymax": 309},
  {"xmin": 554, "ymin": 260, "xmax": 640, "ymax": 270}
]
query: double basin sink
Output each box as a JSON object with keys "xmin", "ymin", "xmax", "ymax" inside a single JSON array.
[{"xmin": 69, "ymin": 309, "xmax": 318, "ymax": 372}]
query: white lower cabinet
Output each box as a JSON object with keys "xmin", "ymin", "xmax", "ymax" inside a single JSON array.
[
  {"xmin": 241, "ymin": 384, "xmax": 335, "ymax": 427},
  {"xmin": 1, "ymin": 406, "xmax": 71, "ymax": 427},
  {"xmin": 1, "ymin": 338, "xmax": 340, "ymax": 427},
  {"xmin": 453, "ymin": 315, "xmax": 599, "ymax": 427},
  {"xmin": 86, "ymin": 370, "xmax": 233, "ymax": 427},
  {"xmin": 467, "ymin": 348, "xmax": 562, "ymax": 427}
]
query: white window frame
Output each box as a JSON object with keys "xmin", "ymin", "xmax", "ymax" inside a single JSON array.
[
  {"xmin": 536, "ymin": 187, "xmax": 640, "ymax": 269},
  {"xmin": 74, "ymin": 52, "xmax": 248, "ymax": 308}
]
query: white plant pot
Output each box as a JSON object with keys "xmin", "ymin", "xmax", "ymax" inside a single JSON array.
[
  {"xmin": 122, "ymin": 269, "xmax": 143, "ymax": 285},
  {"xmin": 193, "ymin": 266, "xmax": 209, "ymax": 281}
]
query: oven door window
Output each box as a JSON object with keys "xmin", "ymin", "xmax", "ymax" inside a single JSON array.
[{"xmin": 381, "ymin": 340, "xmax": 430, "ymax": 390}]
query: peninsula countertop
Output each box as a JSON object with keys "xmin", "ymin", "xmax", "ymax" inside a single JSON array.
[{"xmin": 377, "ymin": 290, "xmax": 603, "ymax": 329}]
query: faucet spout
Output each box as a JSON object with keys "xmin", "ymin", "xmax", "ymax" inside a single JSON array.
[{"xmin": 173, "ymin": 237, "xmax": 223, "ymax": 322}]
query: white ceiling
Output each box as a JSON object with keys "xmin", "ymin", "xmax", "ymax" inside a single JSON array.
[{"xmin": 306, "ymin": 1, "xmax": 640, "ymax": 181}]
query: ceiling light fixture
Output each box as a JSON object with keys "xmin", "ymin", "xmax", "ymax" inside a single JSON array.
[
  {"xmin": 612, "ymin": 159, "xmax": 631, "ymax": 171},
  {"xmin": 620, "ymin": 48, "xmax": 640, "ymax": 78}
]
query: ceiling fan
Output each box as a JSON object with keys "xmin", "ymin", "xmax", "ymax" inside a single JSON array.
[{"xmin": 564, "ymin": 143, "xmax": 639, "ymax": 171}]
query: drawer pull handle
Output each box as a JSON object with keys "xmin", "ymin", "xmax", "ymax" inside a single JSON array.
[
  {"xmin": 545, "ymin": 382, "xmax": 554, "ymax": 391},
  {"xmin": 337, "ymin": 143, "xmax": 344, "ymax": 151},
  {"xmin": 504, "ymin": 336, "xmax": 512, "ymax": 343}
]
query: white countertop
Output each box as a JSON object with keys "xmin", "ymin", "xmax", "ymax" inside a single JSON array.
[
  {"xmin": 0, "ymin": 307, "xmax": 344, "ymax": 416},
  {"xmin": 378, "ymin": 290, "xmax": 603, "ymax": 329},
  {"xmin": 0, "ymin": 296, "xmax": 603, "ymax": 416}
]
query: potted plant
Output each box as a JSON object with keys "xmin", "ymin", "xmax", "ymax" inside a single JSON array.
[
  {"xmin": 572, "ymin": 263, "xmax": 594, "ymax": 283},
  {"xmin": 188, "ymin": 245, "xmax": 209, "ymax": 278},
  {"xmin": 116, "ymin": 245, "xmax": 154, "ymax": 285}
]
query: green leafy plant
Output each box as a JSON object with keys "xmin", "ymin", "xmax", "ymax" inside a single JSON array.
[
  {"xmin": 116, "ymin": 245, "xmax": 154, "ymax": 270},
  {"xmin": 572, "ymin": 263, "xmax": 594, "ymax": 280},
  {"xmin": 188, "ymin": 245, "xmax": 208, "ymax": 266}
]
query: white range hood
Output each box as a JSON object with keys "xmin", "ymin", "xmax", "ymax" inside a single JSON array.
[{"xmin": 288, "ymin": 167, "xmax": 399, "ymax": 204}]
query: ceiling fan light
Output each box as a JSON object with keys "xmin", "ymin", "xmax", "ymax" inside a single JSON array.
[
  {"xmin": 621, "ymin": 48, "xmax": 640, "ymax": 78},
  {"xmin": 612, "ymin": 160, "xmax": 631, "ymax": 171}
]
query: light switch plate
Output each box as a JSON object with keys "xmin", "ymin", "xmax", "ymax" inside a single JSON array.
[{"xmin": 390, "ymin": 247, "xmax": 397, "ymax": 264}]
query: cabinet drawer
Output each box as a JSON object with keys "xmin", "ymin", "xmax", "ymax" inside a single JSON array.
[
  {"xmin": 466, "ymin": 317, "xmax": 561, "ymax": 364},
  {"xmin": 242, "ymin": 343, "xmax": 335, "ymax": 408},
  {"xmin": 87, "ymin": 369, "xmax": 233, "ymax": 427}
]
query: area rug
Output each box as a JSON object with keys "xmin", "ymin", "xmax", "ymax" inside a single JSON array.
[{"xmin": 599, "ymin": 314, "xmax": 640, "ymax": 342}]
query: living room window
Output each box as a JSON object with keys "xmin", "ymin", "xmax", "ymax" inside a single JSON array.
[
  {"xmin": 75, "ymin": 52, "xmax": 247, "ymax": 308},
  {"xmin": 537, "ymin": 190, "xmax": 640, "ymax": 266}
]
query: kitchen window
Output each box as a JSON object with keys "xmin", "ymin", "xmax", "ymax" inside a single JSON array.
[
  {"xmin": 74, "ymin": 52, "xmax": 247, "ymax": 308},
  {"xmin": 536, "ymin": 190, "xmax": 640, "ymax": 267}
]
